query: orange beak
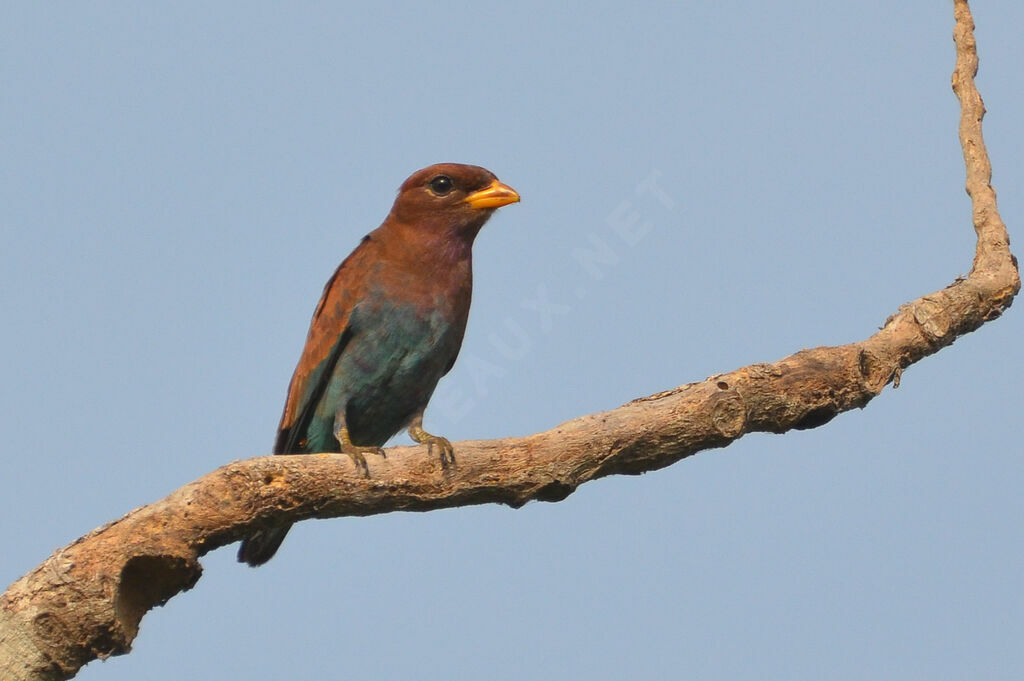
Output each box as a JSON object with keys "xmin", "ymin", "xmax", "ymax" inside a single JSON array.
[{"xmin": 464, "ymin": 180, "xmax": 520, "ymax": 209}]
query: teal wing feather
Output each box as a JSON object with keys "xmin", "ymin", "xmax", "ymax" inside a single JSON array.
[{"xmin": 273, "ymin": 237, "xmax": 371, "ymax": 454}]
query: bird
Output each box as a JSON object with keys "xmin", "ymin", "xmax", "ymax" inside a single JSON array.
[{"xmin": 237, "ymin": 163, "xmax": 520, "ymax": 566}]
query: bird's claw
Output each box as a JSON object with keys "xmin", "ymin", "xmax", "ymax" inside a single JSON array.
[
  {"xmin": 340, "ymin": 443, "xmax": 385, "ymax": 477},
  {"xmin": 409, "ymin": 424, "xmax": 455, "ymax": 468},
  {"xmin": 423, "ymin": 435, "xmax": 455, "ymax": 468}
]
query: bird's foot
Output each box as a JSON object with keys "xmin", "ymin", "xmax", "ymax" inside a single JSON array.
[
  {"xmin": 409, "ymin": 425, "xmax": 455, "ymax": 467},
  {"xmin": 335, "ymin": 427, "xmax": 385, "ymax": 477},
  {"xmin": 339, "ymin": 443, "xmax": 385, "ymax": 477}
]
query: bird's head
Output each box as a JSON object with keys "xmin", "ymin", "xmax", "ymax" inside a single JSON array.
[{"xmin": 388, "ymin": 163, "xmax": 520, "ymax": 242}]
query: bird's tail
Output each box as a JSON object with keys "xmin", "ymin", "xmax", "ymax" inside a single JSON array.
[{"xmin": 237, "ymin": 524, "xmax": 292, "ymax": 567}]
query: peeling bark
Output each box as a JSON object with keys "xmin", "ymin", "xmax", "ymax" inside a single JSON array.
[{"xmin": 1, "ymin": 2, "xmax": 1017, "ymax": 679}]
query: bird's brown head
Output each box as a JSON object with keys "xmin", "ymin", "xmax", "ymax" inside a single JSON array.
[{"xmin": 388, "ymin": 163, "xmax": 519, "ymax": 242}]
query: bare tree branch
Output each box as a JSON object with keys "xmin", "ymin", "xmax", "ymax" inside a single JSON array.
[{"xmin": 1, "ymin": 2, "xmax": 1017, "ymax": 679}]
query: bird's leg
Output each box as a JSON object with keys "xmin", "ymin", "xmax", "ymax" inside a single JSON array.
[
  {"xmin": 408, "ymin": 413, "xmax": 454, "ymax": 467},
  {"xmin": 334, "ymin": 413, "xmax": 384, "ymax": 477}
]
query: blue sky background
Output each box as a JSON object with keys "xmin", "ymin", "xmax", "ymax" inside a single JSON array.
[{"xmin": 3, "ymin": 2, "xmax": 1022, "ymax": 679}]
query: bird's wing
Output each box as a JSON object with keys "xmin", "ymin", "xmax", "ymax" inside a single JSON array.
[{"xmin": 273, "ymin": 236, "xmax": 373, "ymax": 454}]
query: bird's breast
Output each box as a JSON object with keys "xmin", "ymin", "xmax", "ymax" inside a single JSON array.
[{"xmin": 337, "ymin": 290, "xmax": 467, "ymax": 444}]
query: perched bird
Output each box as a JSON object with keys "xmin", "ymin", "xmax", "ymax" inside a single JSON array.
[{"xmin": 238, "ymin": 163, "xmax": 519, "ymax": 566}]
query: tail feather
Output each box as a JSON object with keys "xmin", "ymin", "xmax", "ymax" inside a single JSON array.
[{"xmin": 237, "ymin": 524, "xmax": 292, "ymax": 567}]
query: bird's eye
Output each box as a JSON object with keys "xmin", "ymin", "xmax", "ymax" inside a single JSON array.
[{"xmin": 428, "ymin": 175, "xmax": 454, "ymax": 196}]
